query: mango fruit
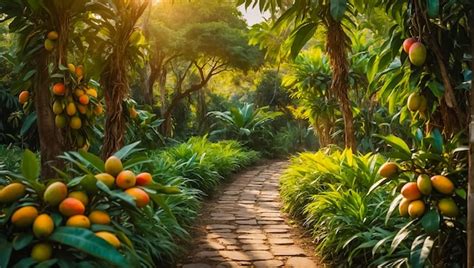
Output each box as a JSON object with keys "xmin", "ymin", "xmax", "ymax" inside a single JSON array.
[
  {"xmin": 407, "ymin": 93, "xmax": 422, "ymax": 112},
  {"xmin": 0, "ymin": 182, "xmax": 26, "ymax": 203},
  {"xmin": 438, "ymin": 198, "xmax": 459, "ymax": 217},
  {"xmin": 401, "ymin": 182, "xmax": 421, "ymax": 201},
  {"xmin": 399, "ymin": 198, "xmax": 411, "ymax": 217},
  {"xmin": 403, "ymin": 37, "xmax": 417, "ymax": 54},
  {"xmin": 416, "ymin": 174, "xmax": 432, "ymax": 195},
  {"xmin": 431, "ymin": 175, "xmax": 454, "ymax": 195},
  {"xmin": 59, "ymin": 197, "xmax": 85, "ymax": 217},
  {"xmin": 52, "ymin": 101, "xmax": 63, "ymax": 115},
  {"xmin": 79, "ymin": 95, "xmax": 89, "ymax": 105},
  {"xmin": 43, "ymin": 182, "xmax": 68, "ymax": 206},
  {"xmin": 52, "ymin": 83, "xmax": 66, "ymax": 96},
  {"xmin": 68, "ymin": 63, "xmax": 76, "ymax": 73},
  {"xmin": 47, "ymin": 31, "xmax": 58, "ymax": 40},
  {"xmin": 95, "ymin": 232, "xmax": 120, "ymax": 248},
  {"xmin": 89, "ymin": 210, "xmax": 111, "ymax": 225},
  {"xmin": 11, "ymin": 206, "xmax": 38, "ymax": 227},
  {"xmin": 19, "ymin": 91, "xmax": 30, "ymax": 104},
  {"xmin": 33, "ymin": 214, "xmax": 54, "ymax": 238},
  {"xmin": 95, "ymin": 173, "xmax": 115, "ymax": 188},
  {"xmin": 378, "ymin": 162, "xmax": 398, "ymax": 178},
  {"xmin": 104, "ymin": 156, "xmax": 123, "ymax": 176},
  {"xmin": 94, "ymin": 104, "xmax": 103, "ymax": 115},
  {"xmin": 55, "ymin": 115, "xmax": 67, "ymax": 128},
  {"xmin": 86, "ymin": 88, "xmax": 98, "ymax": 98},
  {"xmin": 418, "ymin": 96, "xmax": 427, "ymax": 113},
  {"xmin": 75, "ymin": 65, "xmax": 84, "ymax": 78},
  {"xmin": 129, "ymin": 108, "xmax": 138, "ymax": 119},
  {"xmin": 66, "ymin": 215, "xmax": 91, "ymax": 228},
  {"xmin": 409, "ymin": 42, "xmax": 427, "ymax": 66},
  {"xmin": 408, "ymin": 200, "xmax": 425, "ymax": 218},
  {"xmin": 125, "ymin": 187, "xmax": 150, "ymax": 208},
  {"xmin": 70, "ymin": 116, "xmax": 82, "ymax": 130},
  {"xmin": 116, "ymin": 170, "xmax": 136, "ymax": 189},
  {"xmin": 68, "ymin": 191, "xmax": 89, "ymax": 206},
  {"xmin": 77, "ymin": 104, "xmax": 87, "ymax": 114},
  {"xmin": 136, "ymin": 172, "xmax": 153, "ymax": 186},
  {"xmin": 31, "ymin": 243, "xmax": 53, "ymax": 262},
  {"xmin": 44, "ymin": 39, "xmax": 54, "ymax": 51},
  {"xmin": 66, "ymin": 102, "xmax": 77, "ymax": 116}
]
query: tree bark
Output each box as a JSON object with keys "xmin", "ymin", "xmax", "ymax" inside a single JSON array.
[
  {"xmin": 34, "ymin": 55, "xmax": 63, "ymax": 178},
  {"xmin": 326, "ymin": 17, "xmax": 356, "ymax": 151},
  {"xmin": 467, "ymin": 8, "xmax": 474, "ymax": 268}
]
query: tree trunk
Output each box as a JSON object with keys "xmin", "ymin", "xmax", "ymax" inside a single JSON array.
[
  {"xmin": 197, "ymin": 87, "xmax": 208, "ymax": 133},
  {"xmin": 467, "ymin": 8, "xmax": 474, "ymax": 268},
  {"xmin": 34, "ymin": 55, "xmax": 63, "ymax": 178},
  {"xmin": 326, "ymin": 18, "xmax": 356, "ymax": 151}
]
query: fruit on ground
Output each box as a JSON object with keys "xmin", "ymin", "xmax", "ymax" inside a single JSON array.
[
  {"xmin": 65, "ymin": 104, "xmax": 77, "ymax": 116},
  {"xmin": 0, "ymin": 182, "xmax": 26, "ymax": 203},
  {"xmin": 136, "ymin": 172, "xmax": 153, "ymax": 186},
  {"xmin": 125, "ymin": 187, "xmax": 150, "ymax": 208},
  {"xmin": 52, "ymin": 83, "xmax": 66, "ymax": 96},
  {"xmin": 407, "ymin": 93, "xmax": 422, "ymax": 112},
  {"xmin": 47, "ymin": 31, "xmax": 59, "ymax": 40},
  {"xmin": 401, "ymin": 182, "xmax": 422, "ymax": 201},
  {"xmin": 31, "ymin": 243, "xmax": 53, "ymax": 262},
  {"xmin": 59, "ymin": 197, "xmax": 85, "ymax": 217},
  {"xmin": 19, "ymin": 91, "xmax": 30, "ymax": 104},
  {"xmin": 43, "ymin": 181, "xmax": 68, "ymax": 206},
  {"xmin": 55, "ymin": 115, "xmax": 67, "ymax": 128},
  {"xmin": 95, "ymin": 232, "xmax": 120, "ymax": 248},
  {"xmin": 89, "ymin": 210, "xmax": 111, "ymax": 225},
  {"xmin": 105, "ymin": 156, "xmax": 123, "ymax": 176},
  {"xmin": 68, "ymin": 191, "xmax": 89, "ymax": 206},
  {"xmin": 86, "ymin": 88, "xmax": 98, "ymax": 98},
  {"xmin": 68, "ymin": 63, "xmax": 76, "ymax": 73},
  {"xmin": 403, "ymin": 37, "xmax": 417, "ymax": 53},
  {"xmin": 409, "ymin": 42, "xmax": 427, "ymax": 66},
  {"xmin": 399, "ymin": 198, "xmax": 411, "ymax": 217},
  {"xmin": 77, "ymin": 104, "xmax": 87, "ymax": 114},
  {"xmin": 52, "ymin": 101, "xmax": 63, "ymax": 114},
  {"xmin": 70, "ymin": 116, "xmax": 82, "ymax": 130},
  {"xmin": 116, "ymin": 170, "xmax": 136, "ymax": 189},
  {"xmin": 66, "ymin": 215, "xmax": 91, "ymax": 228},
  {"xmin": 416, "ymin": 174, "xmax": 432, "ymax": 195},
  {"xmin": 11, "ymin": 206, "xmax": 38, "ymax": 227},
  {"xmin": 431, "ymin": 175, "xmax": 454, "ymax": 195},
  {"xmin": 95, "ymin": 173, "xmax": 115, "ymax": 188},
  {"xmin": 408, "ymin": 200, "xmax": 425, "ymax": 218},
  {"xmin": 378, "ymin": 162, "xmax": 398, "ymax": 178},
  {"xmin": 33, "ymin": 214, "xmax": 54, "ymax": 238},
  {"xmin": 44, "ymin": 39, "xmax": 54, "ymax": 51},
  {"xmin": 79, "ymin": 95, "xmax": 89, "ymax": 105},
  {"xmin": 438, "ymin": 198, "xmax": 459, "ymax": 217}
]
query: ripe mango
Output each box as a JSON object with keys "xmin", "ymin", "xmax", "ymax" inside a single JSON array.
[
  {"xmin": 378, "ymin": 162, "xmax": 398, "ymax": 178},
  {"xmin": 95, "ymin": 232, "xmax": 120, "ymax": 248},
  {"xmin": 86, "ymin": 88, "xmax": 98, "ymax": 98},
  {"xmin": 66, "ymin": 215, "xmax": 91, "ymax": 228},
  {"xmin": 31, "ymin": 243, "xmax": 52, "ymax": 262},
  {"xmin": 68, "ymin": 63, "xmax": 76, "ymax": 73},
  {"xmin": 95, "ymin": 173, "xmax": 115, "ymax": 188},
  {"xmin": 0, "ymin": 183, "xmax": 26, "ymax": 203},
  {"xmin": 88, "ymin": 210, "xmax": 111, "ymax": 225},
  {"xmin": 59, "ymin": 197, "xmax": 85, "ymax": 217},
  {"xmin": 77, "ymin": 104, "xmax": 87, "ymax": 114},
  {"xmin": 66, "ymin": 102, "xmax": 77, "ymax": 116},
  {"xmin": 409, "ymin": 42, "xmax": 427, "ymax": 66},
  {"xmin": 55, "ymin": 115, "xmax": 67, "ymax": 129},
  {"xmin": 125, "ymin": 187, "xmax": 150, "ymax": 208},
  {"xmin": 416, "ymin": 174, "xmax": 432, "ymax": 195},
  {"xmin": 407, "ymin": 93, "xmax": 422, "ymax": 112},
  {"xmin": 52, "ymin": 83, "xmax": 65, "ymax": 96},
  {"xmin": 431, "ymin": 175, "xmax": 454, "ymax": 195},
  {"xmin": 19, "ymin": 91, "xmax": 30, "ymax": 104},
  {"xmin": 11, "ymin": 206, "xmax": 38, "ymax": 227},
  {"xmin": 136, "ymin": 172, "xmax": 153, "ymax": 186},
  {"xmin": 105, "ymin": 156, "xmax": 123, "ymax": 176},
  {"xmin": 43, "ymin": 182, "xmax": 68, "ymax": 206},
  {"xmin": 402, "ymin": 37, "xmax": 416, "ymax": 54},
  {"xmin": 68, "ymin": 191, "xmax": 89, "ymax": 206},
  {"xmin": 33, "ymin": 214, "xmax": 54, "ymax": 238},
  {"xmin": 79, "ymin": 95, "xmax": 89, "ymax": 105},
  {"xmin": 408, "ymin": 200, "xmax": 425, "ymax": 218},
  {"xmin": 70, "ymin": 116, "xmax": 82, "ymax": 130},
  {"xmin": 116, "ymin": 170, "xmax": 136, "ymax": 189},
  {"xmin": 401, "ymin": 182, "xmax": 421, "ymax": 201},
  {"xmin": 438, "ymin": 198, "xmax": 459, "ymax": 217},
  {"xmin": 52, "ymin": 101, "xmax": 63, "ymax": 115},
  {"xmin": 399, "ymin": 198, "xmax": 410, "ymax": 217},
  {"xmin": 47, "ymin": 31, "xmax": 58, "ymax": 40}
]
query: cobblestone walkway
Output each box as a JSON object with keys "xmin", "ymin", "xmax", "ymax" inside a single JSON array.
[{"xmin": 178, "ymin": 161, "xmax": 321, "ymax": 268}]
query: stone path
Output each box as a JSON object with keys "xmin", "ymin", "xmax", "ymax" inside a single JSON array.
[{"xmin": 178, "ymin": 161, "xmax": 322, "ymax": 268}]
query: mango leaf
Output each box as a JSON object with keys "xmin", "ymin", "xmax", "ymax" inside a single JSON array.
[
  {"xmin": 455, "ymin": 188, "xmax": 467, "ymax": 199},
  {"xmin": 21, "ymin": 149, "xmax": 39, "ymax": 182},
  {"xmin": 289, "ymin": 21, "xmax": 317, "ymax": 59},
  {"xmin": 78, "ymin": 149, "xmax": 105, "ymax": 172},
  {"xmin": 96, "ymin": 181, "xmax": 136, "ymax": 207},
  {"xmin": 0, "ymin": 239, "xmax": 12, "ymax": 268},
  {"xmin": 12, "ymin": 233, "xmax": 33, "ymax": 250},
  {"xmin": 35, "ymin": 259, "xmax": 58, "ymax": 268},
  {"xmin": 149, "ymin": 193, "xmax": 176, "ymax": 221},
  {"xmin": 122, "ymin": 156, "xmax": 152, "ymax": 170},
  {"xmin": 390, "ymin": 220, "xmax": 416, "ymax": 253},
  {"xmin": 410, "ymin": 236, "xmax": 434, "ymax": 268},
  {"xmin": 11, "ymin": 258, "xmax": 35, "ymax": 268},
  {"xmin": 426, "ymin": 0, "xmax": 439, "ymax": 17},
  {"xmin": 367, "ymin": 177, "xmax": 390, "ymax": 196},
  {"xmin": 421, "ymin": 210, "xmax": 440, "ymax": 234},
  {"xmin": 374, "ymin": 134, "xmax": 411, "ymax": 160},
  {"xmin": 330, "ymin": 0, "xmax": 347, "ymax": 21},
  {"xmin": 20, "ymin": 112, "xmax": 37, "ymax": 136},
  {"xmin": 145, "ymin": 183, "xmax": 181, "ymax": 195},
  {"xmin": 49, "ymin": 227, "xmax": 128, "ymax": 267},
  {"xmin": 429, "ymin": 128, "xmax": 443, "ymax": 154},
  {"xmin": 386, "ymin": 194, "xmax": 404, "ymax": 224},
  {"xmin": 113, "ymin": 141, "xmax": 143, "ymax": 160}
]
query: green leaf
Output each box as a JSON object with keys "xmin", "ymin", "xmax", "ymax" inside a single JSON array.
[
  {"xmin": 77, "ymin": 150, "xmax": 105, "ymax": 172},
  {"xmin": 290, "ymin": 22, "xmax": 317, "ymax": 59},
  {"xmin": 149, "ymin": 193, "xmax": 176, "ymax": 221},
  {"xmin": 12, "ymin": 258, "xmax": 35, "ymax": 268},
  {"xmin": 390, "ymin": 220, "xmax": 416, "ymax": 253},
  {"xmin": 426, "ymin": 0, "xmax": 439, "ymax": 18},
  {"xmin": 0, "ymin": 239, "xmax": 12, "ymax": 268},
  {"xmin": 21, "ymin": 149, "xmax": 40, "ymax": 182},
  {"xmin": 96, "ymin": 181, "xmax": 136, "ymax": 207},
  {"xmin": 421, "ymin": 210, "xmax": 440, "ymax": 234},
  {"xmin": 455, "ymin": 188, "xmax": 467, "ymax": 199},
  {"xmin": 49, "ymin": 227, "xmax": 128, "ymax": 267},
  {"xmin": 330, "ymin": 0, "xmax": 347, "ymax": 21},
  {"xmin": 374, "ymin": 134, "xmax": 411, "ymax": 160},
  {"xmin": 386, "ymin": 194, "xmax": 404, "ymax": 224},
  {"xmin": 411, "ymin": 236, "xmax": 434, "ymax": 268},
  {"xmin": 429, "ymin": 128, "xmax": 443, "ymax": 154},
  {"xmin": 113, "ymin": 141, "xmax": 142, "ymax": 160},
  {"xmin": 12, "ymin": 233, "xmax": 33, "ymax": 250},
  {"xmin": 20, "ymin": 112, "xmax": 37, "ymax": 137}
]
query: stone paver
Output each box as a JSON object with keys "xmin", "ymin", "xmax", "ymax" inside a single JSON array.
[{"xmin": 179, "ymin": 161, "xmax": 321, "ymax": 267}]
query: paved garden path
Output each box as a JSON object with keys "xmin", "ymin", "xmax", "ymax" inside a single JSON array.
[{"xmin": 178, "ymin": 161, "xmax": 322, "ymax": 268}]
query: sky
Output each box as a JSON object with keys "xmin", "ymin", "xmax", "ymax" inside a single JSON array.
[{"xmin": 238, "ymin": 5, "xmax": 268, "ymax": 26}]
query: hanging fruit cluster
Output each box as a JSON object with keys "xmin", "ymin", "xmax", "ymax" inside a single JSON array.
[
  {"xmin": 51, "ymin": 63, "xmax": 104, "ymax": 149},
  {"xmin": 0, "ymin": 149, "xmax": 175, "ymax": 265}
]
